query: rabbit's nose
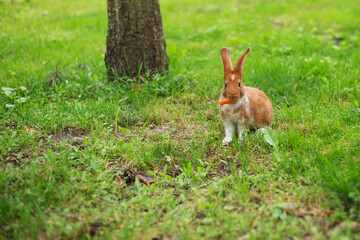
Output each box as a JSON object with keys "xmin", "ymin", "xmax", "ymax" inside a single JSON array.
[{"xmin": 229, "ymin": 92, "xmax": 238, "ymax": 99}]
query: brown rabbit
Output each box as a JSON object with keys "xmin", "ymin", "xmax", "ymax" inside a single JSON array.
[{"xmin": 219, "ymin": 47, "xmax": 273, "ymax": 145}]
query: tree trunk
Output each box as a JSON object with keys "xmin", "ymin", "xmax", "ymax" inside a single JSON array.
[{"xmin": 105, "ymin": 0, "xmax": 169, "ymax": 79}]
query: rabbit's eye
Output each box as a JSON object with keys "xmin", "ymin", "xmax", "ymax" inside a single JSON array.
[
  {"xmin": 238, "ymin": 82, "xmax": 241, "ymax": 87},
  {"xmin": 225, "ymin": 83, "xmax": 227, "ymax": 88}
]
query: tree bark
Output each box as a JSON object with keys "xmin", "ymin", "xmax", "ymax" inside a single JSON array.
[{"xmin": 105, "ymin": 0, "xmax": 169, "ymax": 79}]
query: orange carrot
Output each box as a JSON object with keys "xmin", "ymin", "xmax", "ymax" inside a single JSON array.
[{"xmin": 219, "ymin": 99, "xmax": 237, "ymax": 105}]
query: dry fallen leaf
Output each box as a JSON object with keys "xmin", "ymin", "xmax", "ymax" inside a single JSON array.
[
  {"xmin": 249, "ymin": 191, "xmax": 262, "ymax": 202},
  {"xmin": 336, "ymin": 221, "xmax": 360, "ymax": 230},
  {"xmin": 37, "ymin": 232, "xmax": 47, "ymax": 240},
  {"xmin": 47, "ymin": 71, "xmax": 59, "ymax": 85},
  {"xmin": 138, "ymin": 174, "xmax": 153, "ymax": 187},
  {"xmin": 298, "ymin": 205, "xmax": 333, "ymax": 217},
  {"xmin": 24, "ymin": 126, "xmax": 36, "ymax": 134},
  {"xmin": 134, "ymin": 85, "xmax": 142, "ymax": 92},
  {"xmin": 298, "ymin": 207, "xmax": 321, "ymax": 217},
  {"xmin": 238, "ymin": 233, "xmax": 250, "ymax": 240},
  {"xmin": 114, "ymin": 175, "xmax": 124, "ymax": 186},
  {"xmin": 322, "ymin": 209, "xmax": 334, "ymax": 215},
  {"xmin": 265, "ymin": 195, "xmax": 273, "ymax": 205},
  {"xmin": 118, "ymin": 96, "xmax": 129, "ymax": 103}
]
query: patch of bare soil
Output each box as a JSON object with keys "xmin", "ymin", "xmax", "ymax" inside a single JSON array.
[
  {"xmin": 112, "ymin": 166, "xmax": 190, "ymax": 190},
  {"xmin": 52, "ymin": 127, "xmax": 88, "ymax": 143},
  {"xmin": 146, "ymin": 124, "xmax": 173, "ymax": 136},
  {"xmin": 49, "ymin": 127, "xmax": 90, "ymax": 148},
  {"xmin": 113, "ymin": 120, "xmax": 205, "ymax": 145},
  {"xmin": 1, "ymin": 127, "xmax": 90, "ymax": 168},
  {"xmin": 144, "ymin": 120, "xmax": 205, "ymax": 141},
  {"xmin": 113, "ymin": 166, "xmax": 154, "ymax": 186},
  {"xmin": 1, "ymin": 147, "xmax": 33, "ymax": 167}
]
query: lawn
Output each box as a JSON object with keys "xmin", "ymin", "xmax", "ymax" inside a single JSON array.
[{"xmin": 1, "ymin": 0, "xmax": 360, "ymax": 239}]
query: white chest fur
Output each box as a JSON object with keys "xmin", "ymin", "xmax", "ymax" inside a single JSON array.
[{"xmin": 219, "ymin": 94, "xmax": 251, "ymax": 123}]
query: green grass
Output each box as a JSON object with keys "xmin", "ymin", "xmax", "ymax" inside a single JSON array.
[{"xmin": 1, "ymin": 0, "xmax": 360, "ymax": 239}]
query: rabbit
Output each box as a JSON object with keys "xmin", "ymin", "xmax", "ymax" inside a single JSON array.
[{"xmin": 219, "ymin": 47, "xmax": 273, "ymax": 145}]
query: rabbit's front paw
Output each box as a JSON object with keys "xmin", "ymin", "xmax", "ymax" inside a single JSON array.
[{"xmin": 222, "ymin": 137, "xmax": 232, "ymax": 146}]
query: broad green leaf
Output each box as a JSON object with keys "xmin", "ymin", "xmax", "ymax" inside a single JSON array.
[
  {"xmin": 2, "ymin": 87, "xmax": 16, "ymax": 97},
  {"xmin": 5, "ymin": 104, "xmax": 15, "ymax": 108},
  {"xmin": 2, "ymin": 87, "xmax": 14, "ymax": 92},
  {"xmin": 119, "ymin": 127, "xmax": 128, "ymax": 135},
  {"xmin": 259, "ymin": 127, "xmax": 278, "ymax": 147},
  {"xmin": 16, "ymin": 97, "xmax": 27, "ymax": 103},
  {"xmin": 141, "ymin": 120, "xmax": 148, "ymax": 133}
]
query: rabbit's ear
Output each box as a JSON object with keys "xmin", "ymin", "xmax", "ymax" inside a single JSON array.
[
  {"xmin": 234, "ymin": 47, "xmax": 251, "ymax": 75},
  {"xmin": 221, "ymin": 48, "xmax": 233, "ymax": 75}
]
